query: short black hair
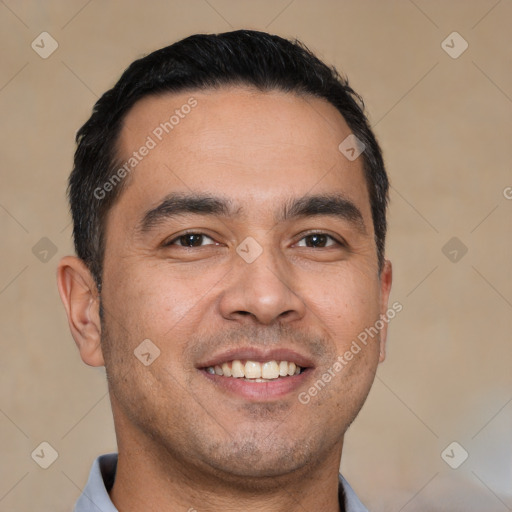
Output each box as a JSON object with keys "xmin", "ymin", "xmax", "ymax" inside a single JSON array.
[{"xmin": 68, "ymin": 29, "xmax": 389, "ymax": 290}]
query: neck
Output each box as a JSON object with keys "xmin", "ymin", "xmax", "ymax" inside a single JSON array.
[{"xmin": 109, "ymin": 427, "xmax": 344, "ymax": 512}]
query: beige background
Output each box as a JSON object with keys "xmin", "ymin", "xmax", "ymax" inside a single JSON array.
[{"xmin": 1, "ymin": 1, "xmax": 511, "ymax": 511}]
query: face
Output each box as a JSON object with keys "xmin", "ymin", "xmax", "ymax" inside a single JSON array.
[{"xmin": 94, "ymin": 87, "xmax": 392, "ymax": 482}]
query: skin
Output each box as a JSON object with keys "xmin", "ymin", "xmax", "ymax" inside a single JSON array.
[{"xmin": 57, "ymin": 86, "xmax": 392, "ymax": 512}]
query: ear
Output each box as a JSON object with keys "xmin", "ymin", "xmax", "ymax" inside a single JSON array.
[
  {"xmin": 378, "ymin": 259, "xmax": 393, "ymax": 363},
  {"xmin": 56, "ymin": 255, "xmax": 104, "ymax": 367}
]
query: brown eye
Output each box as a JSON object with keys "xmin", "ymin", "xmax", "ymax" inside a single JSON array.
[
  {"xmin": 167, "ymin": 233, "xmax": 216, "ymax": 247},
  {"xmin": 296, "ymin": 233, "xmax": 340, "ymax": 248}
]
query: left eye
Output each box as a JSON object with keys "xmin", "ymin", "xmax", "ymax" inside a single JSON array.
[
  {"xmin": 167, "ymin": 233, "xmax": 217, "ymax": 247},
  {"xmin": 295, "ymin": 233, "xmax": 340, "ymax": 248}
]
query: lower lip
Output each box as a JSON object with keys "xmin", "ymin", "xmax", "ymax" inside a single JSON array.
[{"xmin": 200, "ymin": 369, "xmax": 312, "ymax": 400}]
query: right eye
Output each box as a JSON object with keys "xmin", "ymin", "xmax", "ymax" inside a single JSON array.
[{"xmin": 164, "ymin": 233, "xmax": 217, "ymax": 248}]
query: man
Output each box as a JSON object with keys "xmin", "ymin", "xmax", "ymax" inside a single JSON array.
[{"xmin": 57, "ymin": 29, "xmax": 392, "ymax": 512}]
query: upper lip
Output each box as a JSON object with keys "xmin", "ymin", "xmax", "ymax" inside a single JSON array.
[{"xmin": 197, "ymin": 347, "xmax": 315, "ymax": 369}]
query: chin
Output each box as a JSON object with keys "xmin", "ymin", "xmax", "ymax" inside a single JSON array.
[{"xmin": 203, "ymin": 438, "xmax": 314, "ymax": 482}]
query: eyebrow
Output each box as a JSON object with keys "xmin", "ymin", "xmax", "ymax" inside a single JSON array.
[{"xmin": 136, "ymin": 192, "xmax": 367, "ymax": 235}]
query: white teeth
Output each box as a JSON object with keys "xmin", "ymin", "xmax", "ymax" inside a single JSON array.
[
  {"xmin": 205, "ymin": 359, "xmax": 303, "ymax": 380},
  {"xmin": 221, "ymin": 362, "xmax": 232, "ymax": 377},
  {"xmin": 231, "ymin": 360, "xmax": 244, "ymax": 378},
  {"xmin": 261, "ymin": 360, "xmax": 279, "ymax": 379},
  {"xmin": 245, "ymin": 361, "xmax": 262, "ymax": 379}
]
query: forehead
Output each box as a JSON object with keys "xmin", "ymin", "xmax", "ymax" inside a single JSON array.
[{"xmin": 109, "ymin": 86, "xmax": 371, "ymax": 231}]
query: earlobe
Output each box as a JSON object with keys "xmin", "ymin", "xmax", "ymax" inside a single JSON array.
[
  {"xmin": 378, "ymin": 259, "xmax": 393, "ymax": 363},
  {"xmin": 56, "ymin": 256, "xmax": 104, "ymax": 367}
]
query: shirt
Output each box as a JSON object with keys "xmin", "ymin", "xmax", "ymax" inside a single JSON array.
[{"xmin": 73, "ymin": 453, "xmax": 369, "ymax": 512}]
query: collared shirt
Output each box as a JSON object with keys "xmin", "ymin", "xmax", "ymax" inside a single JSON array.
[{"xmin": 73, "ymin": 453, "xmax": 369, "ymax": 512}]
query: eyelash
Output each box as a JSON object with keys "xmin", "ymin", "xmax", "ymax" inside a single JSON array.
[{"xmin": 164, "ymin": 231, "xmax": 346, "ymax": 249}]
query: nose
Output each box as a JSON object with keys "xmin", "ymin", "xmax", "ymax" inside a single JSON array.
[{"xmin": 217, "ymin": 241, "xmax": 307, "ymax": 325}]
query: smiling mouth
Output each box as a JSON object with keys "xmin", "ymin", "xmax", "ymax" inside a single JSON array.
[{"xmin": 203, "ymin": 359, "xmax": 303, "ymax": 382}]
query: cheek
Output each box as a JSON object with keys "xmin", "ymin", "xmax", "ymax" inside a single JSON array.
[
  {"xmin": 105, "ymin": 260, "xmax": 226, "ymax": 341},
  {"xmin": 304, "ymin": 266, "xmax": 382, "ymax": 345}
]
